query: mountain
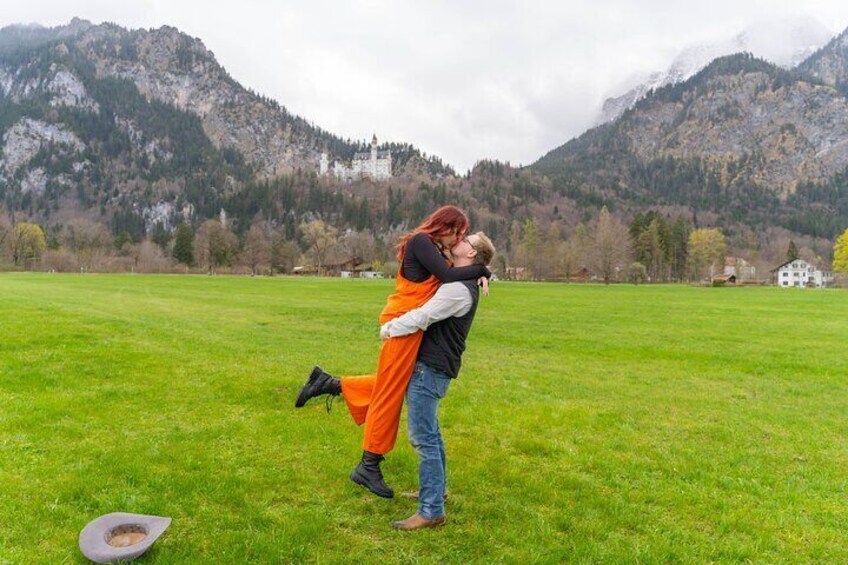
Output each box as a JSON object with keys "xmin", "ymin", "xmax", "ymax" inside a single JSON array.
[
  {"xmin": 534, "ymin": 49, "xmax": 848, "ymax": 238},
  {"xmin": 2, "ymin": 18, "xmax": 846, "ymax": 253},
  {"xmin": 0, "ymin": 19, "xmax": 452, "ymax": 234},
  {"xmin": 797, "ymin": 27, "xmax": 848, "ymax": 95},
  {"xmin": 596, "ymin": 18, "xmax": 834, "ymax": 125}
]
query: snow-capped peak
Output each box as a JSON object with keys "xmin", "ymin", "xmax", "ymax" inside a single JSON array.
[{"xmin": 596, "ymin": 16, "xmax": 834, "ymax": 125}]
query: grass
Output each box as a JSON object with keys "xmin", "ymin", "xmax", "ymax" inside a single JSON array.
[{"xmin": 0, "ymin": 273, "xmax": 846, "ymax": 563}]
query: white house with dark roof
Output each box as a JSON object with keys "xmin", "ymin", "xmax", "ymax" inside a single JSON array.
[{"xmin": 773, "ymin": 259, "xmax": 833, "ymax": 288}]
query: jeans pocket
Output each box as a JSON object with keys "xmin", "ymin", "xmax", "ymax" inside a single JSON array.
[
  {"xmin": 408, "ymin": 365, "xmax": 425, "ymax": 394},
  {"xmin": 429, "ymin": 374, "xmax": 450, "ymax": 399}
]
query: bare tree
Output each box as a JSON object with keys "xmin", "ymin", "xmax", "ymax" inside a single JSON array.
[
  {"xmin": 590, "ymin": 207, "xmax": 630, "ymax": 284},
  {"xmin": 271, "ymin": 233, "xmax": 300, "ymax": 274},
  {"xmin": 240, "ymin": 223, "xmax": 272, "ymax": 275},
  {"xmin": 542, "ymin": 224, "xmax": 563, "ymax": 280},
  {"xmin": 41, "ymin": 248, "xmax": 79, "ymax": 272},
  {"xmin": 507, "ymin": 220, "xmax": 524, "ymax": 279},
  {"xmin": 522, "ymin": 218, "xmax": 540, "ymax": 280},
  {"xmin": 570, "ymin": 223, "xmax": 592, "ymax": 272},
  {"xmin": 62, "ymin": 218, "xmax": 111, "ymax": 271},
  {"xmin": 559, "ymin": 237, "xmax": 580, "ymax": 281},
  {"xmin": 338, "ymin": 230, "xmax": 376, "ymax": 265},
  {"xmin": 300, "ymin": 220, "xmax": 338, "ymax": 275},
  {"xmin": 196, "ymin": 219, "xmax": 238, "ymax": 274},
  {"xmin": 136, "ymin": 240, "xmax": 173, "ymax": 273}
]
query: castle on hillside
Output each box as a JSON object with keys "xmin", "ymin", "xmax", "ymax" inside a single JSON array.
[{"xmin": 320, "ymin": 134, "xmax": 392, "ymax": 181}]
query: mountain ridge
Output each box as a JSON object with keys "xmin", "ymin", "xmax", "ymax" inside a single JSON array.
[
  {"xmin": 533, "ymin": 47, "xmax": 848, "ymax": 237},
  {"xmin": 0, "ymin": 19, "xmax": 452, "ymax": 179},
  {"xmin": 0, "ymin": 18, "xmax": 846, "ymax": 250},
  {"xmin": 596, "ymin": 17, "xmax": 834, "ymax": 125}
]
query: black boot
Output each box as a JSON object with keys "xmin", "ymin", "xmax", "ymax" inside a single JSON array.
[
  {"xmin": 350, "ymin": 450, "xmax": 394, "ymax": 498},
  {"xmin": 294, "ymin": 366, "xmax": 341, "ymax": 408}
]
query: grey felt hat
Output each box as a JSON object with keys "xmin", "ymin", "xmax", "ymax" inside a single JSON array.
[{"xmin": 79, "ymin": 512, "xmax": 171, "ymax": 564}]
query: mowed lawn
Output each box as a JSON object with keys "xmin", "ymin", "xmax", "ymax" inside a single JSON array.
[{"xmin": 1, "ymin": 274, "xmax": 846, "ymax": 564}]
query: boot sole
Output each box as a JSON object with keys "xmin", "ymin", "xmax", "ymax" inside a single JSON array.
[
  {"xmin": 350, "ymin": 469, "xmax": 394, "ymax": 499},
  {"xmin": 294, "ymin": 366, "xmax": 323, "ymax": 408}
]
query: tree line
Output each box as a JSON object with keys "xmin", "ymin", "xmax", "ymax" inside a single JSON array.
[{"xmin": 3, "ymin": 204, "xmax": 844, "ymax": 285}]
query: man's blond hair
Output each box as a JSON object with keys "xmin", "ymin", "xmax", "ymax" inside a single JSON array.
[{"xmin": 468, "ymin": 231, "xmax": 495, "ymax": 266}]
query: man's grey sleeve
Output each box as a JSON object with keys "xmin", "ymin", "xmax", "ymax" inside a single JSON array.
[{"xmin": 381, "ymin": 282, "xmax": 473, "ymax": 338}]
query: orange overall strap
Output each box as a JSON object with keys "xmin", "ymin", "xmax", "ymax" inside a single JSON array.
[
  {"xmin": 340, "ymin": 272, "xmax": 440, "ymax": 454},
  {"xmin": 378, "ymin": 270, "xmax": 441, "ymax": 324}
]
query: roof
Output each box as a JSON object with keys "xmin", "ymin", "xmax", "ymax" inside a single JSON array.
[{"xmin": 772, "ymin": 259, "xmax": 813, "ymax": 272}]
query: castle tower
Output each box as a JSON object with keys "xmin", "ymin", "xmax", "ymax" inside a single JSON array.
[
  {"xmin": 371, "ymin": 134, "xmax": 378, "ymax": 177},
  {"xmin": 319, "ymin": 152, "xmax": 329, "ymax": 176}
]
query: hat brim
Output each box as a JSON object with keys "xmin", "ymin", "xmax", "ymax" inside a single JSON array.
[{"xmin": 79, "ymin": 512, "xmax": 171, "ymax": 564}]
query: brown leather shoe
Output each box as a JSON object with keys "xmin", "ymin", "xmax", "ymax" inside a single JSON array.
[
  {"xmin": 391, "ymin": 513, "xmax": 446, "ymax": 530},
  {"xmin": 400, "ymin": 490, "xmax": 449, "ymax": 501}
]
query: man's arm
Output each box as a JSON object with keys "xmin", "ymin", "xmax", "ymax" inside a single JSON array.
[{"xmin": 380, "ymin": 282, "xmax": 473, "ymax": 339}]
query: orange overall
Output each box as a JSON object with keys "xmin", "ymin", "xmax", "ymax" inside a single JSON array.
[{"xmin": 340, "ymin": 271, "xmax": 440, "ymax": 455}]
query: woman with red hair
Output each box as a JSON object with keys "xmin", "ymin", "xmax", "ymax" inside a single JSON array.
[{"xmin": 295, "ymin": 205, "xmax": 490, "ymax": 498}]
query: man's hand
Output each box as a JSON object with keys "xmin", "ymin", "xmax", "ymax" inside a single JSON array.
[
  {"xmin": 478, "ymin": 276, "xmax": 490, "ymax": 297},
  {"xmin": 380, "ymin": 322, "xmax": 392, "ymax": 341}
]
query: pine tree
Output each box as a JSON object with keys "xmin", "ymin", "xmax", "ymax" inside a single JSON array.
[
  {"xmin": 522, "ymin": 218, "xmax": 539, "ymax": 280},
  {"xmin": 172, "ymin": 223, "xmax": 195, "ymax": 266},
  {"xmin": 787, "ymin": 240, "xmax": 800, "ymax": 261}
]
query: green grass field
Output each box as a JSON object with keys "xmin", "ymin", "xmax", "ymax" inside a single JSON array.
[{"xmin": 1, "ymin": 274, "xmax": 846, "ymax": 563}]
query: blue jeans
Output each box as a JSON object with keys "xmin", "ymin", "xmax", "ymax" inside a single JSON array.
[{"xmin": 406, "ymin": 361, "xmax": 451, "ymax": 520}]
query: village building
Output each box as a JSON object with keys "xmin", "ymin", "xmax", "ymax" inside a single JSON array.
[
  {"xmin": 711, "ymin": 273, "xmax": 737, "ymax": 286},
  {"xmin": 296, "ymin": 256, "xmax": 379, "ymax": 278},
  {"xmin": 724, "ymin": 257, "xmax": 756, "ymax": 280},
  {"xmin": 773, "ymin": 259, "xmax": 833, "ymax": 288},
  {"xmin": 358, "ymin": 270, "xmax": 385, "ymax": 279},
  {"xmin": 569, "ymin": 267, "xmax": 594, "ymax": 283}
]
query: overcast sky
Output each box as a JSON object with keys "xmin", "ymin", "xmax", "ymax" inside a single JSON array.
[{"xmin": 3, "ymin": 1, "xmax": 848, "ymax": 171}]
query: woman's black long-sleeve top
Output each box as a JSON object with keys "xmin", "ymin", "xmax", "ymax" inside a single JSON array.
[{"xmin": 400, "ymin": 232, "xmax": 491, "ymax": 283}]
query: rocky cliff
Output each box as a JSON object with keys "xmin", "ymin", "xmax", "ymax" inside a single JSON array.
[
  {"xmin": 0, "ymin": 19, "xmax": 342, "ymax": 178},
  {"xmin": 534, "ymin": 49, "xmax": 848, "ymax": 237},
  {"xmin": 797, "ymin": 28, "xmax": 848, "ymax": 95},
  {"xmin": 0, "ymin": 19, "xmax": 451, "ymax": 234}
]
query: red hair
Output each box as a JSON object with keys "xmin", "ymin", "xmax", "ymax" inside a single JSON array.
[{"xmin": 396, "ymin": 205, "xmax": 470, "ymax": 261}]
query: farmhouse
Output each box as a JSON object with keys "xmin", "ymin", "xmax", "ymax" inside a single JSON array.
[
  {"xmin": 724, "ymin": 257, "xmax": 756, "ymax": 280},
  {"xmin": 340, "ymin": 263, "xmax": 382, "ymax": 278},
  {"xmin": 712, "ymin": 273, "xmax": 737, "ymax": 285},
  {"xmin": 569, "ymin": 267, "xmax": 594, "ymax": 282},
  {"xmin": 773, "ymin": 259, "xmax": 833, "ymax": 288}
]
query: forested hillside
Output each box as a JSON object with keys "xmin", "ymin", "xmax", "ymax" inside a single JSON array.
[
  {"xmin": 0, "ymin": 21, "xmax": 845, "ymax": 283},
  {"xmin": 533, "ymin": 52, "xmax": 848, "ymax": 239}
]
